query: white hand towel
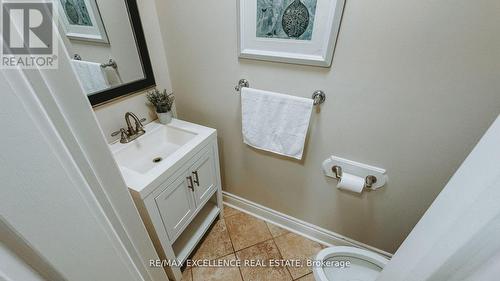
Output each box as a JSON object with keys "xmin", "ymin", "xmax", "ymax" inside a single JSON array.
[
  {"xmin": 241, "ymin": 87, "xmax": 313, "ymax": 160},
  {"xmin": 71, "ymin": 60, "xmax": 110, "ymax": 94},
  {"xmin": 102, "ymin": 66, "xmax": 123, "ymax": 86}
]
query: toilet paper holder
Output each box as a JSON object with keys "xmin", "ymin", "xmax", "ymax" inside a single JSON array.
[
  {"xmin": 332, "ymin": 166, "xmax": 378, "ymax": 189},
  {"xmin": 323, "ymin": 156, "xmax": 387, "ymax": 190}
]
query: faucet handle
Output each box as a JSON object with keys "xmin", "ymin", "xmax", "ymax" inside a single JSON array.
[
  {"xmin": 111, "ymin": 128, "xmax": 123, "ymax": 137},
  {"xmin": 136, "ymin": 118, "xmax": 146, "ymax": 132},
  {"xmin": 111, "ymin": 128, "xmax": 129, "ymax": 143}
]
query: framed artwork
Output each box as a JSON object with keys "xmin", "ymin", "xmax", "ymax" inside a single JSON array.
[
  {"xmin": 57, "ymin": 0, "xmax": 109, "ymax": 43},
  {"xmin": 238, "ymin": 0, "xmax": 345, "ymax": 67}
]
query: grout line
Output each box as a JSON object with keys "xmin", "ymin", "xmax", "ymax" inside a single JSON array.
[
  {"xmin": 223, "ymin": 212, "xmax": 240, "ymax": 218},
  {"xmin": 224, "ymin": 220, "xmax": 237, "ymax": 255},
  {"xmin": 224, "ymin": 218, "xmax": 239, "ymax": 253},
  {"xmin": 293, "ymin": 272, "xmax": 311, "ymax": 280},
  {"xmin": 233, "ymin": 237, "xmax": 275, "ymax": 253},
  {"xmin": 265, "ymin": 217, "xmax": 303, "ymax": 279},
  {"xmin": 237, "ymin": 263, "xmax": 245, "ymax": 281},
  {"xmin": 189, "ymin": 213, "xmax": 313, "ymax": 281},
  {"xmin": 264, "ymin": 220, "xmax": 273, "ymax": 236},
  {"xmin": 224, "ymin": 194, "xmax": 393, "ymax": 258},
  {"xmin": 189, "ymin": 219, "xmax": 235, "ymax": 266},
  {"xmin": 266, "ymin": 221, "xmax": 292, "ymax": 239},
  {"xmin": 222, "ymin": 204, "xmax": 243, "ymax": 218},
  {"xmin": 273, "ymin": 231, "xmax": 291, "ymax": 239},
  {"xmin": 227, "ymin": 232, "xmax": 245, "ymax": 281},
  {"xmin": 271, "ymin": 238, "xmax": 295, "ymax": 281},
  {"xmin": 227, "ymin": 201, "xmax": 324, "ymax": 246},
  {"xmin": 269, "ymin": 225, "xmax": 315, "ymax": 280},
  {"xmin": 237, "ymin": 238, "xmax": 293, "ymax": 281},
  {"xmin": 222, "ymin": 218, "xmax": 245, "ymax": 281},
  {"xmin": 190, "ymin": 210, "xmax": 319, "ymax": 281},
  {"xmin": 225, "ymin": 211, "xmax": 273, "ymax": 252}
]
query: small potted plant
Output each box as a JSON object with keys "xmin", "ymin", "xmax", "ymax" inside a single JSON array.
[{"xmin": 146, "ymin": 88, "xmax": 175, "ymax": 124}]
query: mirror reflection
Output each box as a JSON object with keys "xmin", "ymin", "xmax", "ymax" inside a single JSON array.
[{"xmin": 57, "ymin": 0, "xmax": 149, "ymax": 98}]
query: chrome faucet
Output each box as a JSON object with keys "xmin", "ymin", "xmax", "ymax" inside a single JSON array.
[{"xmin": 111, "ymin": 112, "xmax": 146, "ymax": 143}]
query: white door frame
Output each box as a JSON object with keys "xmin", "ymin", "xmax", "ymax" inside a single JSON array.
[
  {"xmin": 3, "ymin": 0, "xmax": 498, "ymax": 279},
  {"xmin": 1, "ymin": 15, "xmax": 170, "ymax": 281},
  {"xmin": 378, "ymin": 115, "xmax": 500, "ymax": 281}
]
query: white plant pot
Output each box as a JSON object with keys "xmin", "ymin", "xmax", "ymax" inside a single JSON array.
[{"xmin": 157, "ymin": 111, "xmax": 173, "ymax": 124}]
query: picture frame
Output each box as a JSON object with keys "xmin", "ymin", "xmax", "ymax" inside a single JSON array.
[
  {"xmin": 57, "ymin": 0, "xmax": 109, "ymax": 43},
  {"xmin": 238, "ymin": 0, "xmax": 345, "ymax": 67}
]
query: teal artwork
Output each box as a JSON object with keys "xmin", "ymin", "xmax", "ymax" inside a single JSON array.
[
  {"xmin": 256, "ymin": 0, "xmax": 317, "ymax": 40},
  {"xmin": 60, "ymin": 0, "xmax": 92, "ymax": 26}
]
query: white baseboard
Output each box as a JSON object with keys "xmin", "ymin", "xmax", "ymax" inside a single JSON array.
[{"xmin": 223, "ymin": 191, "xmax": 393, "ymax": 259}]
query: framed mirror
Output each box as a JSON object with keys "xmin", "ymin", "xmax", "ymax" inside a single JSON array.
[{"xmin": 58, "ymin": 0, "xmax": 155, "ymax": 106}]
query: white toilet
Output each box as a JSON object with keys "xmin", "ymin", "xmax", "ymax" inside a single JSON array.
[{"xmin": 313, "ymin": 246, "xmax": 389, "ymax": 281}]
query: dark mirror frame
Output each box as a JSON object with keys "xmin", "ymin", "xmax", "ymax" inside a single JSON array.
[{"xmin": 88, "ymin": 0, "xmax": 155, "ymax": 107}]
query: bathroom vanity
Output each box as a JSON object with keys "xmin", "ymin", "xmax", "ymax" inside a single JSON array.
[{"xmin": 110, "ymin": 119, "xmax": 222, "ymax": 281}]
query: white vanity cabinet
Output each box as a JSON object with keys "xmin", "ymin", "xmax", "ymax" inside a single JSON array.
[
  {"xmin": 153, "ymin": 143, "xmax": 219, "ymax": 242},
  {"xmin": 112, "ymin": 120, "xmax": 223, "ymax": 281},
  {"xmin": 190, "ymin": 148, "xmax": 218, "ymax": 206},
  {"xmin": 155, "ymin": 172, "xmax": 196, "ymax": 242}
]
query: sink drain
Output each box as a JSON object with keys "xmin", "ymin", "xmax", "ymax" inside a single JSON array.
[{"xmin": 152, "ymin": 157, "xmax": 163, "ymax": 163}]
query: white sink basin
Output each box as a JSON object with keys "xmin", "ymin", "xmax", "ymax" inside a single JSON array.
[
  {"xmin": 110, "ymin": 119, "xmax": 216, "ymax": 194},
  {"xmin": 114, "ymin": 125, "xmax": 196, "ymax": 174}
]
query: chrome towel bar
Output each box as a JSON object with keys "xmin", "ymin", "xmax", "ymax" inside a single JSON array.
[
  {"xmin": 100, "ymin": 59, "xmax": 118, "ymax": 69},
  {"xmin": 73, "ymin": 54, "xmax": 118, "ymax": 69},
  {"xmin": 235, "ymin": 79, "xmax": 250, "ymax": 92},
  {"xmin": 234, "ymin": 78, "xmax": 326, "ymax": 106}
]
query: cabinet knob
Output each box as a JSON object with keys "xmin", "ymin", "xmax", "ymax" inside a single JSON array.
[{"xmin": 192, "ymin": 171, "xmax": 200, "ymax": 186}]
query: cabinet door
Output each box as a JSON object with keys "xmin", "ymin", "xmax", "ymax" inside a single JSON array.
[
  {"xmin": 190, "ymin": 147, "xmax": 218, "ymax": 207},
  {"xmin": 155, "ymin": 173, "xmax": 196, "ymax": 241}
]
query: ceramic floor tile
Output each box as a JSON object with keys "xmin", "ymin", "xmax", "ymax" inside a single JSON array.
[
  {"xmin": 181, "ymin": 268, "xmax": 192, "ymax": 281},
  {"xmin": 266, "ymin": 222, "xmax": 289, "ymax": 237},
  {"xmin": 274, "ymin": 233, "xmax": 324, "ymax": 279},
  {"xmin": 295, "ymin": 273, "xmax": 314, "ymax": 281},
  {"xmin": 191, "ymin": 254, "xmax": 242, "ymax": 281},
  {"xmin": 192, "ymin": 219, "xmax": 234, "ymax": 261},
  {"xmin": 223, "ymin": 205, "xmax": 242, "ymax": 218},
  {"xmin": 236, "ymin": 240, "xmax": 292, "ymax": 281},
  {"xmin": 225, "ymin": 212, "xmax": 272, "ymax": 251}
]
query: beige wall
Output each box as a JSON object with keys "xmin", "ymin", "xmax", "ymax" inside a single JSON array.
[
  {"xmin": 159, "ymin": 0, "xmax": 500, "ymax": 252},
  {"xmin": 93, "ymin": 91, "xmax": 155, "ymax": 143},
  {"xmin": 92, "ymin": 0, "xmax": 173, "ymax": 143},
  {"xmin": 63, "ymin": 0, "xmax": 144, "ymax": 85}
]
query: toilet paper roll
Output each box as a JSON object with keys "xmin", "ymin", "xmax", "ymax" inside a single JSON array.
[{"xmin": 337, "ymin": 173, "xmax": 365, "ymax": 193}]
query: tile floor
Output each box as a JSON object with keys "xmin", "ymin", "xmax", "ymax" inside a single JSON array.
[{"xmin": 181, "ymin": 205, "xmax": 326, "ymax": 281}]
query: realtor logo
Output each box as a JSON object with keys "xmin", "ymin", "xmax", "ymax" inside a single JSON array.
[{"xmin": 1, "ymin": 1, "xmax": 58, "ymax": 69}]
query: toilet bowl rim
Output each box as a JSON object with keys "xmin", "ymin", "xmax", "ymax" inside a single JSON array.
[{"xmin": 312, "ymin": 246, "xmax": 389, "ymax": 281}]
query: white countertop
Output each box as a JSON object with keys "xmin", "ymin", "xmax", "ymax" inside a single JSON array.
[{"xmin": 110, "ymin": 119, "xmax": 216, "ymax": 197}]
